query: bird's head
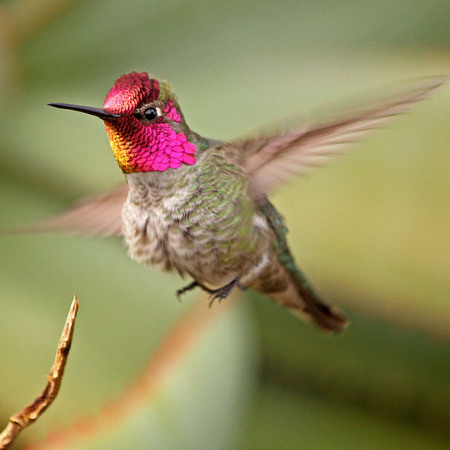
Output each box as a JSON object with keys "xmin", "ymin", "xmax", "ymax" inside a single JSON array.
[{"xmin": 50, "ymin": 72, "xmax": 196, "ymax": 173}]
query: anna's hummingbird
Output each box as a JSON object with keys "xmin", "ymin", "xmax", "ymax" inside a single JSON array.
[{"xmin": 32, "ymin": 72, "xmax": 444, "ymax": 332}]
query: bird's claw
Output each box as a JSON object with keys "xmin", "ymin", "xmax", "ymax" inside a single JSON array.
[
  {"xmin": 176, "ymin": 276, "xmax": 245, "ymax": 306},
  {"xmin": 207, "ymin": 277, "xmax": 245, "ymax": 307},
  {"xmin": 176, "ymin": 281, "xmax": 199, "ymax": 302}
]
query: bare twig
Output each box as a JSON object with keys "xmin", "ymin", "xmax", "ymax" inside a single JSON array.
[{"xmin": 0, "ymin": 295, "xmax": 79, "ymax": 449}]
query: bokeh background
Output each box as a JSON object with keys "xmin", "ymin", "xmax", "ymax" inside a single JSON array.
[{"xmin": 0, "ymin": 0, "xmax": 449, "ymax": 448}]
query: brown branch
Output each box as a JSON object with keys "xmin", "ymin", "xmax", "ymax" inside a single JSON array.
[{"xmin": 0, "ymin": 295, "xmax": 79, "ymax": 449}]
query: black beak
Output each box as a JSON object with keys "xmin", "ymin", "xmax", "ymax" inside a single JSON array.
[{"xmin": 48, "ymin": 103, "xmax": 121, "ymax": 119}]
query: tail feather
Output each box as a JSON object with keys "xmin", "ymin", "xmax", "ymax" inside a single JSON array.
[
  {"xmin": 287, "ymin": 273, "xmax": 349, "ymax": 332},
  {"xmin": 258, "ymin": 198, "xmax": 348, "ymax": 332}
]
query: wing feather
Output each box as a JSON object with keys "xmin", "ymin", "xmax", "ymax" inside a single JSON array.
[
  {"xmin": 15, "ymin": 184, "xmax": 129, "ymax": 236},
  {"xmin": 244, "ymin": 77, "xmax": 446, "ymax": 200}
]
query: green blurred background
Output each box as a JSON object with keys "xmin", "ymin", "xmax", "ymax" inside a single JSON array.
[{"xmin": 0, "ymin": 0, "xmax": 449, "ymax": 448}]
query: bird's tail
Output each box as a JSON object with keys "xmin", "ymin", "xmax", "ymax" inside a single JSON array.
[
  {"xmin": 277, "ymin": 268, "xmax": 349, "ymax": 332},
  {"xmin": 250, "ymin": 251, "xmax": 348, "ymax": 332},
  {"xmin": 256, "ymin": 198, "xmax": 348, "ymax": 332}
]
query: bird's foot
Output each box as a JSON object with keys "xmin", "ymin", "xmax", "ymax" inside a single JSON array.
[
  {"xmin": 176, "ymin": 277, "xmax": 246, "ymax": 305},
  {"xmin": 176, "ymin": 281, "xmax": 203, "ymax": 302},
  {"xmin": 207, "ymin": 276, "xmax": 246, "ymax": 307},
  {"xmin": 176, "ymin": 280, "xmax": 220, "ymax": 301}
]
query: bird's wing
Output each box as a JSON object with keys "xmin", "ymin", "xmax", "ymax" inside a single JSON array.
[
  {"xmin": 15, "ymin": 184, "xmax": 129, "ymax": 236},
  {"xmin": 243, "ymin": 77, "xmax": 446, "ymax": 201}
]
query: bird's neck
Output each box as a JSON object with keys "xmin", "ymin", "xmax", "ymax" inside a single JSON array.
[
  {"xmin": 125, "ymin": 133, "xmax": 213, "ymax": 191},
  {"xmin": 124, "ymin": 152, "xmax": 204, "ymax": 209}
]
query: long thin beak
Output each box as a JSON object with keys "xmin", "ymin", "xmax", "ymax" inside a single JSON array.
[{"xmin": 48, "ymin": 103, "xmax": 121, "ymax": 119}]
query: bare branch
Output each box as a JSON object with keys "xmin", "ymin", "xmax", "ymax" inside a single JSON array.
[{"xmin": 0, "ymin": 295, "xmax": 79, "ymax": 449}]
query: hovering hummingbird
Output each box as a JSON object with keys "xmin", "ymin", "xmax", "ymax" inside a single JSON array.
[{"xmin": 30, "ymin": 72, "xmax": 444, "ymax": 332}]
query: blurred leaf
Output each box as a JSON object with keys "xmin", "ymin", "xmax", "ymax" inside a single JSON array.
[
  {"xmin": 250, "ymin": 292, "xmax": 450, "ymax": 435},
  {"xmin": 29, "ymin": 300, "xmax": 258, "ymax": 449},
  {"xmin": 245, "ymin": 385, "xmax": 449, "ymax": 450}
]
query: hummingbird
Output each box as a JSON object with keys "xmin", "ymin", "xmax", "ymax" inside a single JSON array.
[{"xmin": 28, "ymin": 72, "xmax": 444, "ymax": 332}]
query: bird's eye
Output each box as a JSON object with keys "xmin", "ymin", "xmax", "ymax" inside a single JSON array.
[{"xmin": 144, "ymin": 107, "xmax": 158, "ymax": 121}]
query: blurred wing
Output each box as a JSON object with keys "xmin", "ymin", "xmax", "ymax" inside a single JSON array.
[
  {"xmin": 15, "ymin": 184, "xmax": 129, "ymax": 237},
  {"xmin": 244, "ymin": 77, "xmax": 446, "ymax": 200}
]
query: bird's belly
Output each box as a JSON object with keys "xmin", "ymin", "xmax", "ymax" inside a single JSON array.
[{"xmin": 123, "ymin": 205, "xmax": 253, "ymax": 285}]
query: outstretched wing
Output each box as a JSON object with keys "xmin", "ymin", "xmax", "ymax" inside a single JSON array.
[
  {"xmin": 243, "ymin": 77, "xmax": 446, "ymax": 201},
  {"xmin": 15, "ymin": 184, "xmax": 129, "ymax": 236}
]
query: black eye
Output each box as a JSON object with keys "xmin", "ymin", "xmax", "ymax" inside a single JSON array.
[{"xmin": 144, "ymin": 107, "xmax": 158, "ymax": 121}]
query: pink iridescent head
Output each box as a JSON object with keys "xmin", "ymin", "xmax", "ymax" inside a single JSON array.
[{"xmin": 49, "ymin": 72, "xmax": 196, "ymax": 173}]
